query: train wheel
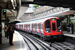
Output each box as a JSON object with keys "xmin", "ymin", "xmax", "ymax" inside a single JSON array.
[
  {"xmin": 33, "ymin": 34, "xmax": 37, "ymax": 37},
  {"xmin": 41, "ymin": 36, "xmax": 46, "ymax": 41},
  {"xmin": 34, "ymin": 34, "xmax": 36, "ymax": 36}
]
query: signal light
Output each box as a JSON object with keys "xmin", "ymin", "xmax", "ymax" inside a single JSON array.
[{"xmin": 3, "ymin": 10, "xmax": 6, "ymax": 15}]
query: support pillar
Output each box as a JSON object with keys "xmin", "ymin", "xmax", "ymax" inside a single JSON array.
[
  {"xmin": 0, "ymin": 8, "xmax": 2, "ymax": 44},
  {"xmin": 5, "ymin": 14, "xmax": 9, "ymax": 37},
  {"xmin": 5, "ymin": 14, "xmax": 7, "ymax": 37},
  {"xmin": 67, "ymin": 15, "xmax": 70, "ymax": 32}
]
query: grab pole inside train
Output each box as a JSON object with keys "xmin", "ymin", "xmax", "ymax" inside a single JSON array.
[{"xmin": 0, "ymin": 7, "xmax": 2, "ymax": 44}]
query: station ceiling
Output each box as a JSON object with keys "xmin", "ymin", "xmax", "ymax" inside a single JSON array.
[
  {"xmin": 22, "ymin": 0, "xmax": 75, "ymax": 9},
  {"xmin": 0, "ymin": 0, "xmax": 12, "ymax": 9},
  {"xmin": 1, "ymin": 0, "xmax": 75, "ymax": 22},
  {"xmin": 0, "ymin": 0, "xmax": 19, "ymax": 22}
]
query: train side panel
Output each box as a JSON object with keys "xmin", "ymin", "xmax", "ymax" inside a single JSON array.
[{"xmin": 15, "ymin": 17, "xmax": 63, "ymax": 40}]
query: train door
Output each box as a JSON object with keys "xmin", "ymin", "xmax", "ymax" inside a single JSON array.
[
  {"xmin": 24, "ymin": 25, "xmax": 26, "ymax": 30},
  {"xmin": 17, "ymin": 25, "xmax": 18, "ymax": 29},
  {"xmin": 20, "ymin": 25, "xmax": 22, "ymax": 29},
  {"xmin": 22, "ymin": 24, "xmax": 23, "ymax": 30},
  {"xmin": 39, "ymin": 23, "xmax": 41, "ymax": 35},
  {"xmin": 35, "ymin": 23, "xmax": 37, "ymax": 34},
  {"xmin": 18, "ymin": 25, "xmax": 19, "ymax": 29},
  {"xmin": 19, "ymin": 24, "xmax": 20, "ymax": 29},
  {"xmin": 29, "ymin": 24, "xmax": 30, "ymax": 32},
  {"xmin": 24, "ymin": 24, "xmax": 25, "ymax": 31},
  {"xmin": 20, "ymin": 24, "xmax": 21, "ymax": 29},
  {"xmin": 36, "ymin": 23, "xmax": 39, "ymax": 35},
  {"xmin": 40, "ymin": 23, "xmax": 44, "ymax": 35},
  {"xmin": 27, "ymin": 24, "xmax": 28, "ymax": 31},
  {"xmin": 21, "ymin": 24, "xmax": 22, "ymax": 30},
  {"xmin": 26, "ymin": 24, "xmax": 27, "ymax": 31},
  {"xmin": 23, "ymin": 24, "xmax": 24, "ymax": 30},
  {"xmin": 28, "ymin": 24, "xmax": 29, "ymax": 31},
  {"xmin": 32, "ymin": 24, "xmax": 33, "ymax": 33},
  {"xmin": 51, "ymin": 18, "xmax": 58, "ymax": 35},
  {"xmin": 33, "ymin": 24, "xmax": 35, "ymax": 34},
  {"xmin": 30, "ymin": 24, "xmax": 32, "ymax": 33}
]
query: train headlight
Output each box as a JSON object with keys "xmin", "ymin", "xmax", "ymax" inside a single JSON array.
[
  {"xmin": 47, "ymin": 31, "xmax": 48, "ymax": 32},
  {"xmin": 60, "ymin": 30, "xmax": 61, "ymax": 31}
]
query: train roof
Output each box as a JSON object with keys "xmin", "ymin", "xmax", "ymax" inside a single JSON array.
[{"xmin": 16, "ymin": 17, "xmax": 60, "ymax": 25}]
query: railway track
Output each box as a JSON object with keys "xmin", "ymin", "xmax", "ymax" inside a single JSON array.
[
  {"xmin": 20, "ymin": 33, "xmax": 55, "ymax": 50},
  {"xmin": 18, "ymin": 31, "xmax": 75, "ymax": 50}
]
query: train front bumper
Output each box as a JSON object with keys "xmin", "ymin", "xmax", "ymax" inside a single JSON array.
[{"xmin": 45, "ymin": 34, "xmax": 63, "ymax": 40}]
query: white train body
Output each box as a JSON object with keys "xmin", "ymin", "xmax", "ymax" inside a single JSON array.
[{"xmin": 15, "ymin": 17, "xmax": 63, "ymax": 40}]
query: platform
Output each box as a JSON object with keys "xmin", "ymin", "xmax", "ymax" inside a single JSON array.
[
  {"xmin": 0, "ymin": 30, "xmax": 28, "ymax": 50},
  {"xmin": 63, "ymin": 31, "xmax": 75, "ymax": 38},
  {"xmin": 0, "ymin": 30, "xmax": 75, "ymax": 50}
]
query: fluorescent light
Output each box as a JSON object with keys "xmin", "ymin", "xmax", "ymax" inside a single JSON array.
[{"xmin": 11, "ymin": 0, "xmax": 13, "ymax": 2}]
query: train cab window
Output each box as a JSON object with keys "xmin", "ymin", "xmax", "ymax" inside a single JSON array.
[
  {"xmin": 57, "ymin": 19, "xmax": 62, "ymax": 32},
  {"xmin": 45, "ymin": 20, "xmax": 51, "ymax": 33},
  {"xmin": 52, "ymin": 23, "xmax": 56, "ymax": 31}
]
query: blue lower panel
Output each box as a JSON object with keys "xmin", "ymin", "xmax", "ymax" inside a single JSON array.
[
  {"xmin": 31, "ymin": 30, "xmax": 32, "ymax": 32},
  {"xmin": 41, "ymin": 33, "xmax": 44, "ymax": 35},
  {"xmin": 37, "ymin": 32, "xmax": 40, "ymax": 34},
  {"xmin": 34, "ymin": 31, "xmax": 35, "ymax": 33}
]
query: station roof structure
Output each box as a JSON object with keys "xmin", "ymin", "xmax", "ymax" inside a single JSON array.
[{"xmin": 1, "ymin": 0, "xmax": 75, "ymax": 22}]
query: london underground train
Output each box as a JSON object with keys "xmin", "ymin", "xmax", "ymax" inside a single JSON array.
[{"xmin": 15, "ymin": 17, "xmax": 63, "ymax": 40}]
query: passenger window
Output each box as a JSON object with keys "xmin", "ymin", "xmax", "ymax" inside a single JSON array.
[
  {"xmin": 45, "ymin": 20, "xmax": 51, "ymax": 33},
  {"xmin": 36, "ymin": 24, "xmax": 38, "ymax": 29},
  {"xmin": 33, "ymin": 24, "xmax": 34, "ymax": 28},
  {"xmin": 40, "ymin": 23, "xmax": 43, "ymax": 29}
]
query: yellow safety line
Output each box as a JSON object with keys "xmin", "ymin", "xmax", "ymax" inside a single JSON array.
[
  {"xmin": 9, "ymin": 33, "xmax": 16, "ymax": 50},
  {"xmin": 19, "ymin": 33, "xmax": 22, "ymax": 50},
  {"xmin": 9, "ymin": 32, "xmax": 23, "ymax": 50}
]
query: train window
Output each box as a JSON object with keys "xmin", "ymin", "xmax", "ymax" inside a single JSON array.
[
  {"xmin": 19, "ymin": 25, "xmax": 20, "ymax": 27},
  {"xmin": 41, "ymin": 23, "xmax": 43, "ymax": 29},
  {"xmin": 25, "ymin": 25, "xmax": 26, "ymax": 29},
  {"xmin": 36, "ymin": 24, "xmax": 38, "ymax": 29},
  {"xmin": 45, "ymin": 20, "xmax": 51, "ymax": 33},
  {"xmin": 28, "ymin": 24, "xmax": 29, "ymax": 28},
  {"xmin": 52, "ymin": 23, "xmax": 56, "ymax": 31},
  {"xmin": 37, "ymin": 24, "xmax": 38, "ymax": 29},
  {"xmin": 29, "ymin": 24, "xmax": 30, "ymax": 29},
  {"xmin": 33, "ymin": 24, "xmax": 35, "ymax": 28},
  {"xmin": 32, "ymin": 24, "xmax": 33, "ymax": 28},
  {"xmin": 26, "ymin": 24, "xmax": 27, "ymax": 28},
  {"xmin": 57, "ymin": 19, "xmax": 62, "ymax": 32},
  {"xmin": 28, "ymin": 24, "xmax": 29, "ymax": 29},
  {"xmin": 27, "ymin": 24, "xmax": 28, "ymax": 28},
  {"xmin": 25, "ymin": 25, "xmax": 27, "ymax": 28},
  {"xmin": 24, "ymin": 24, "xmax": 25, "ymax": 28},
  {"xmin": 21, "ymin": 25, "xmax": 22, "ymax": 28}
]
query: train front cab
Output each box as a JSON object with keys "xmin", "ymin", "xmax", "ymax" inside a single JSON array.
[{"xmin": 43, "ymin": 18, "xmax": 63, "ymax": 40}]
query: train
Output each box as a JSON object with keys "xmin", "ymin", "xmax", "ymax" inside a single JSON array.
[{"xmin": 15, "ymin": 17, "xmax": 63, "ymax": 40}]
